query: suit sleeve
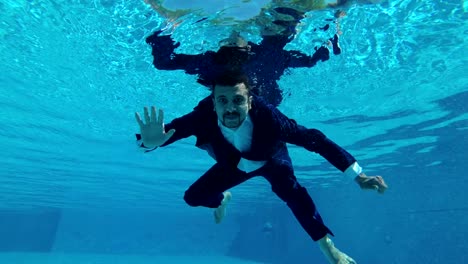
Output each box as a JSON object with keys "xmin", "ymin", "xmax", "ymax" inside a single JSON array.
[
  {"xmin": 269, "ymin": 106, "xmax": 356, "ymax": 172},
  {"xmin": 161, "ymin": 107, "xmax": 208, "ymax": 147}
]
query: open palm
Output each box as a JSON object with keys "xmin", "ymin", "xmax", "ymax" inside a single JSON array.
[{"xmin": 135, "ymin": 106, "xmax": 175, "ymax": 148}]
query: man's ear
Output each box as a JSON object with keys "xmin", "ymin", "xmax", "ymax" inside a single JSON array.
[{"xmin": 248, "ymin": 95, "xmax": 253, "ymax": 110}]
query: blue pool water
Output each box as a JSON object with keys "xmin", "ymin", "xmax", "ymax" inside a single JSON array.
[{"xmin": 0, "ymin": 0, "xmax": 467, "ymax": 263}]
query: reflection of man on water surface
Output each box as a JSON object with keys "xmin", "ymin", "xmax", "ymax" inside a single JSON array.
[{"xmin": 146, "ymin": 7, "xmax": 342, "ymax": 106}]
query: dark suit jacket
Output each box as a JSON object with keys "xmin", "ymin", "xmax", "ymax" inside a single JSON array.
[{"xmin": 150, "ymin": 95, "xmax": 356, "ymax": 172}]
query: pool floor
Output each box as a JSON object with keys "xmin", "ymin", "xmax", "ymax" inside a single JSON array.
[{"xmin": 0, "ymin": 252, "xmax": 264, "ymax": 264}]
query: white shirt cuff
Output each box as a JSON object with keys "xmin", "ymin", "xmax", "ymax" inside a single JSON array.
[{"xmin": 344, "ymin": 162, "xmax": 363, "ymax": 179}]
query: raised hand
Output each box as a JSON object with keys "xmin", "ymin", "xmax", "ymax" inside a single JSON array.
[{"xmin": 135, "ymin": 106, "xmax": 175, "ymax": 148}]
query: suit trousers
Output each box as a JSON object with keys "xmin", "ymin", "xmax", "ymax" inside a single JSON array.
[{"xmin": 183, "ymin": 157, "xmax": 333, "ymax": 241}]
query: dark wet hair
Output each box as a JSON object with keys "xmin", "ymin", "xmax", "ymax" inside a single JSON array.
[
  {"xmin": 214, "ymin": 46, "xmax": 251, "ymax": 65},
  {"xmin": 209, "ymin": 71, "xmax": 252, "ymax": 94}
]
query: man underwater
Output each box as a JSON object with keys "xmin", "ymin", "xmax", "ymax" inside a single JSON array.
[{"xmin": 135, "ymin": 72, "xmax": 388, "ymax": 264}]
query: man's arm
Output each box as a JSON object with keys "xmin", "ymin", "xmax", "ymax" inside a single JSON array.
[
  {"xmin": 267, "ymin": 105, "xmax": 355, "ymax": 171},
  {"xmin": 267, "ymin": 105, "xmax": 387, "ymax": 192}
]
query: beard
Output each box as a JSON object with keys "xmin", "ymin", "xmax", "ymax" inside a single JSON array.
[{"xmin": 222, "ymin": 112, "xmax": 241, "ymax": 128}]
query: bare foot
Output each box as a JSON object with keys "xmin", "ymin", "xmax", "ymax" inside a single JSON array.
[
  {"xmin": 318, "ymin": 236, "xmax": 357, "ymax": 264},
  {"xmin": 214, "ymin": 191, "xmax": 232, "ymax": 224}
]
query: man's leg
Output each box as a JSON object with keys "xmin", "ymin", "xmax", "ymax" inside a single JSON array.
[
  {"xmin": 261, "ymin": 159, "xmax": 356, "ymax": 264},
  {"xmin": 184, "ymin": 163, "xmax": 250, "ymax": 223}
]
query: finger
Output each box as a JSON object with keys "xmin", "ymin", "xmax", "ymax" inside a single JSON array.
[
  {"xmin": 158, "ymin": 108, "xmax": 164, "ymax": 125},
  {"xmin": 369, "ymin": 177, "xmax": 384, "ymax": 187},
  {"xmin": 165, "ymin": 129, "xmax": 176, "ymax": 139},
  {"xmin": 378, "ymin": 183, "xmax": 387, "ymax": 194},
  {"xmin": 380, "ymin": 182, "xmax": 388, "ymax": 189},
  {"xmin": 151, "ymin": 106, "xmax": 157, "ymax": 124},
  {"xmin": 377, "ymin": 176, "xmax": 385, "ymax": 182},
  {"xmin": 135, "ymin": 112, "xmax": 144, "ymax": 127},
  {"xmin": 376, "ymin": 176, "xmax": 388, "ymax": 189},
  {"xmin": 382, "ymin": 181, "xmax": 388, "ymax": 189},
  {"xmin": 144, "ymin": 107, "xmax": 150, "ymax": 124}
]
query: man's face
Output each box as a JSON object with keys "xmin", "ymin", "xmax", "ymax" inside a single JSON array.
[{"xmin": 213, "ymin": 83, "xmax": 252, "ymax": 129}]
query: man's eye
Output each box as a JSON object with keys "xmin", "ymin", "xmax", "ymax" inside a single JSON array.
[
  {"xmin": 218, "ymin": 98, "xmax": 227, "ymax": 104},
  {"xmin": 234, "ymin": 98, "xmax": 244, "ymax": 104}
]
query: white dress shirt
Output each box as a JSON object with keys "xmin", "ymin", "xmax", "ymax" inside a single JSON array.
[{"xmin": 218, "ymin": 116, "xmax": 266, "ymax": 172}]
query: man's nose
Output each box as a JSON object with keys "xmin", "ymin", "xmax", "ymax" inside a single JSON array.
[{"xmin": 226, "ymin": 101, "xmax": 236, "ymax": 111}]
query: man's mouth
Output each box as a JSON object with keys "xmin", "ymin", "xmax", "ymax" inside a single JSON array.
[{"xmin": 224, "ymin": 113, "xmax": 239, "ymax": 120}]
